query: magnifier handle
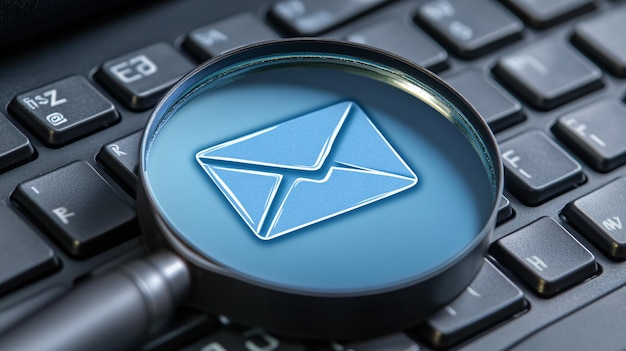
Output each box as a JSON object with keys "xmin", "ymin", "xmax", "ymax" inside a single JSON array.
[{"xmin": 0, "ymin": 251, "xmax": 191, "ymax": 351}]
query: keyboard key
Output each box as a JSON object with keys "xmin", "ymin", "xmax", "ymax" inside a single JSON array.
[
  {"xmin": 11, "ymin": 161, "xmax": 136, "ymax": 257},
  {"xmin": 96, "ymin": 43, "xmax": 195, "ymax": 111},
  {"xmin": 9, "ymin": 76, "xmax": 119, "ymax": 146},
  {"xmin": 446, "ymin": 70, "xmax": 524, "ymax": 132},
  {"xmin": 415, "ymin": 0, "xmax": 523, "ymax": 58},
  {"xmin": 573, "ymin": 6, "xmax": 626, "ymax": 77},
  {"xmin": 321, "ymin": 333, "xmax": 421, "ymax": 351},
  {"xmin": 500, "ymin": 131, "xmax": 585, "ymax": 205},
  {"xmin": 553, "ymin": 100, "xmax": 626, "ymax": 172},
  {"xmin": 563, "ymin": 178, "xmax": 626, "ymax": 260},
  {"xmin": 269, "ymin": 0, "xmax": 391, "ymax": 36},
  {"xmin": 491, "ymin": 217, "xmax": 597, "ymax": 296},
  {"xmin": 184, "ymin": 13, "xmax": 279, "ymax": 61},
  {"xmin": 502, "ymin": 0, "xmax": 596, "ymax": 29},
  {"xmin": 97, "ymin": 131, "xmax": 142, "ymax": 194},
  {"xmin": 180, "ymin": 326, "xmax": 307, "ymax": 351},
  {"xmin": 0, "ymin": 204, "xmax": 59, "ymax": 296},
  {"xmin": 140, "ymin": 308, "xmax": 219, "ymax": 351},
  {"xmin": 493, "ymin": 40, "xmax": 603, "ymax": 110},
  {"xmin": 346, "ymin": 19, "xmax": 448, "ymax": 73},
  {"xmin": 415, "ymin": 260, "xmax": 526, "ymax": 349},
  {"xmin": 0, "ymin": 113, "xmax": 34, "ymax": 171},
  {"xmin": 498, "ymin": 195, "xmax": 514, "ymax": 225}
]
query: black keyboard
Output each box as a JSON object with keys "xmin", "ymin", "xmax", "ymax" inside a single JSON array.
[{"xmin": 2, "ymin": 0, "xmax": 626, "ymax": 350}]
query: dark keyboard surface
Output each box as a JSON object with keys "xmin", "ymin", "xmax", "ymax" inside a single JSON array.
[{"xmin": 2, "ymin": 0, "xmax": 626, "ymax": 350}]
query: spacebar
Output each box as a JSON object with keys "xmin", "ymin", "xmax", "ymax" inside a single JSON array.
[{"xmin": 511, "ymin": 284, "xmax": 626, "ymax": 351}]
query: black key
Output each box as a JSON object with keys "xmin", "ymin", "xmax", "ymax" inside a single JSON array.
[
  {"xmin": 563, "ymin": 178, "xmax": 626, "ymax": 260},
  {"xmin": 9, "ymin": 76, "xmax": 119, "ymax": 146},
  {"xmin": 11, "ymin": 161, "xmax": 136, "ymax": 257},
  {"xmin": 498, "ymin": 195, "xmax": 514, "ymax": 225},
  {"xmin": 97, "ymin": 131, "xmax": 142, "ymax": 194},
  {"xmin": 553, "ymin": 100, "xmax": 626, "ymax": 172},
  {"xmin": 180, "ymin": 326, "xmax": 307, "ymax": 351},
  {"xmin": 321, "ymin": 333, "xmax": 421, "ymax": 351},
  {"xmin": 415, "ymin": 0, "xmax": 523, "ymax": 58},
  {"xmin": 184, "ymin": 13, "xmax": 280, "ymax": 61},
  {"xmin": 268, "ymin": 0, "xmax": 390, "ymax": 36},
  {"xmin": 446, "ymin": 70, "xmax": 524, "ymax": 132},
  {"xmin": 96, "ymin": 43, "xmax": 195, "ymax": 111},
  {"xmin": 573, "ymin": 6, "xmax": 626, "ymax": 77},
  {"xmin": 500, "ymin": 131, "xmax": 584, "ymax": 205},
  {"xmin": 493, "ymin": 40, "xmax": 603, "ymax": 110},
  {"xmin": 503, "ymin": 0, "xmax": 596, "ymax": 29},
  {"xmin": 491, "ymin": 217, "xmax": 597, "ymax": 296},
  {"xmin": 346, "ymin": 19, "xmax": 448, "ymax": 73},
  {"xmin": 416, "ymin": 260, "xmax": 526, "ymax": 349},
  {"xmin": 0, "ymin": 113, "xmax": 33, "ymax": 171},
  {"xmin": 0, "ymin": 204, "xmax": 59, "ymax": 295},
  {"xmin": 140, "ymin": 308, "xmax": 219, "ymax": 351}
]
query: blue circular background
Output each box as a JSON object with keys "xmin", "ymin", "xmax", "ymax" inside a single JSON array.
[{"xmin": 145, "ymin": 64, "xmax": 493, "ymax": 294}]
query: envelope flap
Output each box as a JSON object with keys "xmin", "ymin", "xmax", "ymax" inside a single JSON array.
[{"xmin": 196, "ymin": 101, "xmax": 353, "ymax": 171}]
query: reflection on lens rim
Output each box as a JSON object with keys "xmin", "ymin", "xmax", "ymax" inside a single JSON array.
[{"xmin": 137, "ymin": 38, "xmax": 503, "ymax": 339}]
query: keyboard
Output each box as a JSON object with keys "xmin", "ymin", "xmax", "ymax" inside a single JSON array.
[{"xmin": 2, "ymin": 0, "xmax": 626, "ymax": 349}]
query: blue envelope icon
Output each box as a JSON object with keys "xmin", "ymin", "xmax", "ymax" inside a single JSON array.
[{"xmin": 196, "ymin": 101, "xmax": 418, "ymax": 240}]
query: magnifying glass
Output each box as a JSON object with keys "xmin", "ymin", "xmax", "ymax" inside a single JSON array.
[{"xmin": 0, "ymin": 39, "xmax": 502, "ymax": 350}]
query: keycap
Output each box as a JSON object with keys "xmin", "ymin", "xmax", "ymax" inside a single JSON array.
[
  {"xmin": 502, "ymin": 0, "xmax": 596, "ymax": 29},
  {"xmin": 573, "ymin": 6, "xmax": 626, "ymax": 77},
  {"xmin": 268, "ymin": 0, "xmax": 390, "ymax": 36},
  {"xmin": 491, "ymin": 217, "xmax": 597, "ymax": 296},
  {"xmin": 0, "ymin": 113, "xmax": 33, "ymax": 171},
  {"xmin": 500, "ymin": 131, "xmax": 585, "ymax": 205},
  {"xmin": 563, "ymin": 178, "xmax": 626, "ymax": 260},
  {"xmin": 140, "ymin": 308, "xmax": 218, "ymax": 351},
  {"xmin": 96, "ymin": 43, "xmax": 195, "ymax": 110},
  {"xmin": 97, "ymin": 131, "xmax": 142, "ymax": 194},
  {"xmin": 415, "ymin": 0, "xmax": 523, "ymax": 58},
  {"xmin": 11, "ymin": 161, "xmax": 137, "ymax": 257},
  {"xmin": 0, "ymin": 204, "xmax": 59, "ymax": 296},
  {"xmin": 445, "ymin": 70, "xmax": 524, "ymax": 132},
  {"xmin": 493, "ymin": 40, "xmax": 603, "ymax": 110},
  {"xmin": 9, "ymin": 76, "xmax": 119, "ymax": 146},
  {"xmin": 179, "ymin": 326, "xmax": 307, "ymax": 351},
  {"xmin": 509, "ymin": 283, "xmax": 626, "ymax": 351},
  {"xmin": 498, "ymin": 195, "xmax": 514, "ymax": 225},
  {"xmin": 320, "ymin": 333, "xmax": 421, "ymax": 351},
  {"xmin": 415, "ymin": 260, "xmax": 526, "ymax": 349},
  {"xmin": 553, "ymin": 100, "xmax": 626, "ymax": 172},
  {"xmin": 185, "ymin": 13, "xmax": 280, "ymax": 61},
  {"xmin": 346, "ymin": 19, "xmax": 448, "ymax": 73}
]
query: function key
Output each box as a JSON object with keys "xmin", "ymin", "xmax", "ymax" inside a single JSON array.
[
  {"xmin": 0, "ymin": 113, "xmax": 34, "ymax": 172},
  {"xmin": 9, "ymin": 76, "xmax": 119, "ymax": 147},
  {"xmin": 185, "ymin": 13, "xmax": 279, "ymax": 61},
  {"xmin": 415, "ymin": 0, "xmax": 523, "ymax": 58},
  {"xmin": 268, "ymin": 0, "xmax": 391, "ymax": 36},
  {"xmin": 346, "ymin": 19, "xmax": 448, "ymax": 73},
  {"xmin": 12, "ymin": 161, "xmax": 136, "ymax": 257},
  {"xmin": 502, "ymin": 0, "xmax": 596, "ymax": 29},
  {"xmin": 563, "ymin": 178, "xmax": 626, "ymax": 260},
  {"xmin": 491, "ymin": 217, "xmax": 597, "ymax": 297},
  {"xmin": 573, "ymin": 6, "xmax": 626, "ymax": 77},
  {"xmin": 500, "ymin": 131, "xmax": 584, "ymax": 205},
  {"xmin": 95, "ymin": 43, "xmax": 195, "ymax": 111},
  {"xmin": 0, "ymin": 204, "xmax": 59, "ymax": 296},
  {"xmin": 553, "ymin": 100, "xmax": 626, "ymax": 172},
  {"xmin": 493, "ymin": 40, "xmax": 603, "ymax": 110},
  {"xmin": 97, "ymin": 131, "xmax": 142, "ymax": 195},
  {"xmin": 416, "ymin": 260, "xmax": 526, "ymax": 349},
  {"xmin": 445, "ymin": 70, "xmax": 524, "ymax": 132}
]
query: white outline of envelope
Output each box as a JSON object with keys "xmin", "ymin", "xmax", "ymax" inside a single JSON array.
[{"xmin": 196, "ymin": 101, "xmax": 418, "ymax": 240}]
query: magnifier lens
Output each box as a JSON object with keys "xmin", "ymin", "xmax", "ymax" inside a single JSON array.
[{"xmin": 139, "ymin": 40, "xmax": 501, "ymax": 338}]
